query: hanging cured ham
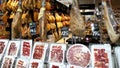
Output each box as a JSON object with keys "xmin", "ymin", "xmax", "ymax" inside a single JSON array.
[
  {"xmin": 102, "ymin": 0, "xmax": 120, "ymax": 43},
  {"xmin": 70, "ymin": 0, "xmax": 85, "ymax": 37},
  {"xmin": 12, "ymin": 5, "xmax": 22, "ymax": 39}
]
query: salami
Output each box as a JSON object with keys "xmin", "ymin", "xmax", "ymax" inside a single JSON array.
[{"xmin": 66, "ymin": 44, "xmax": 91, "ymax": 67}]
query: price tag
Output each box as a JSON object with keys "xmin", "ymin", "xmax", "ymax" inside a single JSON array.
[
  {"xmin": 61, "ymin": 27, "xmax": 69, "ymax": 37},
  {"xmin": 56, "ymin": 0, "xmax": 72, "ymax": 7},
  {"xmin": 29, "ymin": 22, "xmax": 36, "ymax": 35}
]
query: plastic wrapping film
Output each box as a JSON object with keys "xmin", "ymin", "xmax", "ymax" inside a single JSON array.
[{"xmin": 102, "ymin": 0, "xmax": 120, "ymax": 43}]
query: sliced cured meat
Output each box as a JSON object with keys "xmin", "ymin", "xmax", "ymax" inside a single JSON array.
[
  {"xmin": 17, "ymin": 60, "xmax": 25, "ymax": 68},
  {"xmin": 2, "ymin": 57, "xmax": 14, "ymax": 68},
  {"xmin": 91, "ymin": 44, "xmax": 112, "ymax": 68},
  {"xmin": 0, "ymin": 42, "xmax": 5, "ymax": 54},
  {"xmin": 29, "ymin": 59, "xmax": 44, "ymax": 68},
  {"xmin": 31, "ymin": 62, "xmax": 39, "ymax": 68},
  {"xmin": 94, "ymin": 49, "xmax": 109, "ymax": 68},
  {"xmin": 8, "ymin": 42, "xmax": 17, "ymax": 56},
  {"xmin": 22, "ymin": 42, "xmax": 30, "ymax": 56},
  {"xmin": 66, "ymin": 44, "xmax": 91, "ymax": 67},
  {"xmin": 52, "ymin": 65, "xmax": 59, "ymax": 68},
  {"xmin": 33, "ymin": 45, "xmax": 44, "ymax": 59},
  {"xmin": 50, "ymin": 46, "xmax": 63, "ymax": 63}
]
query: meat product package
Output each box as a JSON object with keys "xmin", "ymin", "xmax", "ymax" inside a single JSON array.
[
  {"xmin": 70, "ymin": 0, "xmax": 85, "ymax": 37},
  {"xmin": 102, "ymin": 0, "xmax": 120, "ymax": 43},
  {"xmin": 66, "ymin": 44, "xmax": 91, "ymax": 67},
  {"xmin": 114, "ymin": 46, "xmax": 120, "ymax": 67},
  {"xmin": 32, "ymin": 42, "xmax": 48, "ymax": 61},
  {"xmin": 0, "ymin": 39, "xmax": 9, "ymax": 61},
  {"xmin": 15, "ymin": 58, "xmax": 29, "ymax": 68},
  {"xmin": 91, "ymin": 44, "xmax": 113, "ymax": 68},
  {"xmin": 49, "ymin": 63, "xmax": 65, "ymax": 68},
  {"xmin": 29, "ymin": 59, "xmax": 44, "ymax": 68},
  {"xmin": 48, "ymin": 43, "xmax": 66, "ymax": 64},
  {"xmin": 1, "ymin": 56, "xmax": 15, "ymax": 68},
  {"xmin": 67, "ymin": 64, "xmax": 85, "ymax": 68},
  {"xmin": 5, "ymin": 40, "xmax": 20, "ymax": 57},
  {"xmin": 20, "ymin": 40, "xmax": 32, "ymax": 59}
]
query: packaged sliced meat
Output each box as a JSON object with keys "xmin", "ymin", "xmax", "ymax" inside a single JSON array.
[
  {"xmin": 48, "ymin": 43, "xmax": 66, "ymax": 63},
  {"xmin": 91, "ymin": 44, "xmax": 113, "ymax": 68},
  {"xmin": 29, "ymin": 59, "xmax": 44, "ymax": 68},
  {"xmin": 0, "ymin": 39, "xmax": 9, "ymax": 61},
  {"xmin": 67, "ymin": 64, "xmax": 85, "ymax": 68},
  {"xmin": 66, "ymin": 44, "xmax": 91, "ymax": 67},
  {"xmin": 49, "ymin": 63, "xmax": 65, "ymax": 68},
  {"xmin": 114, "ymin": 46, "xmax": 120, "ymax": 67},
  {"xmin": 15, "ymin": 58, "xmax": 29, "ymax": 68},
  {"xmin": 1, "ymin": 56, "xmax": 15, "ymax": 68},
  {"xmin": 5, "ymin": 40, "xmax": 20, "ymax": 57},
  {"xmin": 20, "ymin": 40, "xmax": 32, "ymax": 59},
  {"xmin": 32, "ymin": 42, "xmax": 48, "ymax": 61}
]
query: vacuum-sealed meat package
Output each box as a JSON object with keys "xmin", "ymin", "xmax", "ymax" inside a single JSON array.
[
  {"xmin": 5, "ymin": 40, "xmax": 20, "ymax": 57},
  {"xmin": 0, "ymin": 39, "xmax": 9, "ymax": 61},
  {"xmin": 1, "ymin": 56, "xmax": 15, "ymax": 68},
  {"xmin": 91, "ymin": 44, "xmax": 113, "ymax": 68},
  {"xmin": 15, "ymin": 58, "xmax": 29, "ymax": 68},
  {"xmin": 48, "ymin": 43, "xmax": 66, "ymax": 64},
  {"xmin": 29, "ymin": 59, "xmax": 44, "ymax": 68},
  {"xmin": 20, "ymin": 40, "xmax": 32, "ymax": 59},
  {"xmin": 49, "ymin": 63, "xmax": 65, "ymax": 68},
  {"xmin": 32, "ymin": 42, "xmax": 48, "ymax": 61}
]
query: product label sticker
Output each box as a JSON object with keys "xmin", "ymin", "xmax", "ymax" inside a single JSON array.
[{"xmin": 61, "ymin": 27, "xmax": 69, "ymax": 37}]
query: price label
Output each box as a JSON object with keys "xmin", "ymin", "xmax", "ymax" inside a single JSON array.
[
  {"xmin": 56, "ymin": 0, "xmax": 72, "ymax": 7},
  {"xmin": 29, "ymin": 22, "xmax": 36, "ymax": 35},
  {"xmin": 61, "ymin": 27, "xmax": 69, "ymax": 37}
]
